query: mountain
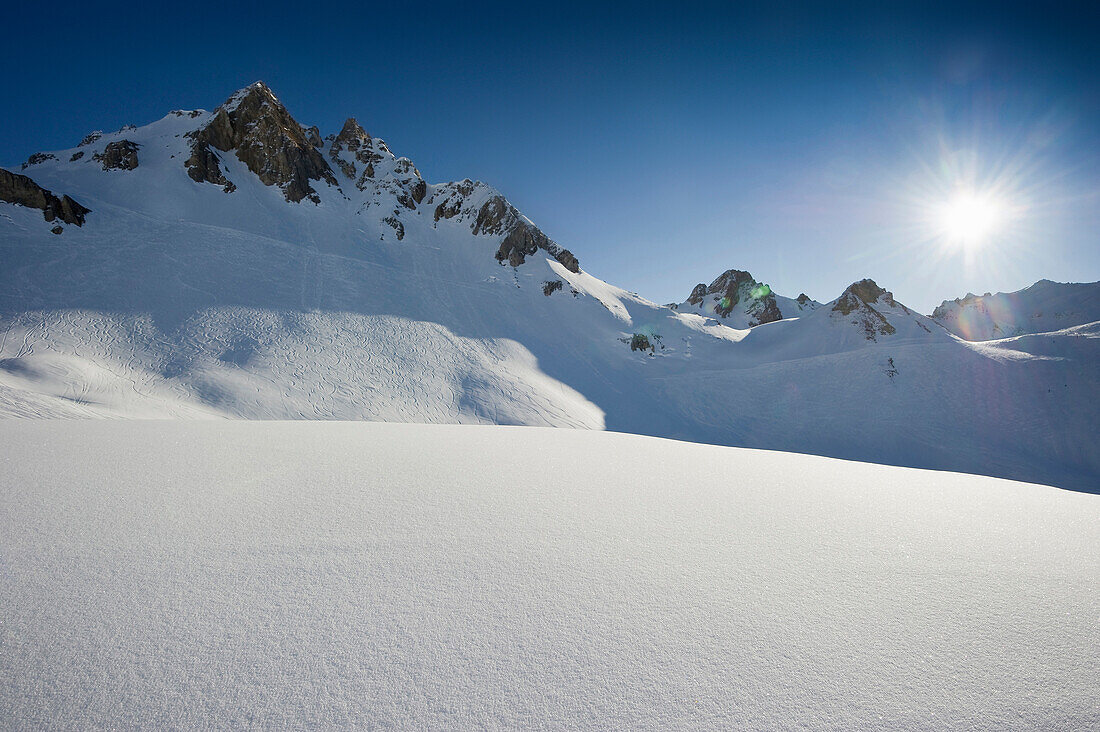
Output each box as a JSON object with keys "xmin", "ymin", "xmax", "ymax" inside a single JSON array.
[
  {"xmin": 931, "ymin": 279, "xmax": 1100, "ymax": 341},
  {"xmin": 671, "ymin": 268, "xmax": 819, "ymax": 327},
  {"xmin": 1, "ymin": 82, "xmax": 1097, "ymax": 491}
]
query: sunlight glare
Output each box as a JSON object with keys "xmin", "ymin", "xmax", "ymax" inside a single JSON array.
[{"xmin": 935, "ymin": 189, "xmax": 1004, "ymax": 248}]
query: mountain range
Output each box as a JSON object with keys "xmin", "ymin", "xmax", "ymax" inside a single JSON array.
[{"xmin": 2, "ymin": 82, "xmax": 1097, "ymax": 490}]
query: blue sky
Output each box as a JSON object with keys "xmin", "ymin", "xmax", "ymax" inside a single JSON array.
[{"xmin": 3, "ymin": 1, "xmax": 1097, "ymax": 311}]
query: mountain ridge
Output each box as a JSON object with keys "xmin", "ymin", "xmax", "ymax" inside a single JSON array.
[{"xmin": 1, "ymin": 81, "xmax": 1097, "ymax": 491}]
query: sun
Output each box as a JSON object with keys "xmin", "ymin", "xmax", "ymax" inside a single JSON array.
[{"xmin": 935, "ymin": 189, "xmax": 1004, "ymax": 248}]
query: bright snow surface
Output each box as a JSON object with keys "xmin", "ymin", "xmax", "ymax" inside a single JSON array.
[{"xmin": 2, "ymin": 421, "xmax": 1097, "ymax": 729}]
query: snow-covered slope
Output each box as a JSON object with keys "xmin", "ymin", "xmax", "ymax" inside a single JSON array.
[
  {"xmin": 1, "ymin": 82, "xmax": 1098, "ymax": 491},
  {"xmin": 2, "ymin": 421, "xmax": 1096, "ymax": 729},
  {"xmin": 931, "ymin": 279, "xmax": 1100, "ymax": 341}
]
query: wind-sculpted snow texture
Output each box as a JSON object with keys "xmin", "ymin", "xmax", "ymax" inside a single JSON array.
[
  {"xmin": 1, "ymin": 83, "xmax": 1098, "ymax": 491},
  {"xmin": 1, "ymin": 422, "xmax": 1097, "ymax": 728}
]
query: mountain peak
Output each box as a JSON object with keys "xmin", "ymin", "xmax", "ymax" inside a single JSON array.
[
  {"xmin": 185, "ymin": 81, "xmax": 337, "ymax": 203},
  {"xmin": 336, "ymin": 117, "xmax": 370, "ymax": 143},
  {"xmin": 224, "ymin": 81, "xmax": 278, "ymax": 111},
  {"xmin": 680, "ymin": 268, "xmax": 783, "ymax": 326},
  {"xmin": 834, "ymin": 279, "xmax": 894, "ymax": 310}
]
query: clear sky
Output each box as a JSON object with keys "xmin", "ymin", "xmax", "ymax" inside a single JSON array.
[{"xmin": 3, "ymin": 0, "xmax": 1098, "ymax": 311}]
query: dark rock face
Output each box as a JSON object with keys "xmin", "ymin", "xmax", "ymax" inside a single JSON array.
[
  {"xmin": 382, "ymin": 215, "xmax": 405, "ymax": 240},
  {"xmin": 78, "ymin": 131, "xmax": 102, "ymax": 147},
  {"xmin": 832, "ymin": 279, "xmax": 897, "ymax": 339},
  {"xmin": 304, "ymin": 126, "xmax": 323, "ymax": 148},
  {"xmin": 50, "ymin": 225, "xmax": 64, "ymax": 235},
  {"xmin": 832, "ymin": 279, "xmax": 897, "ymax": 314},
  {"xmin": 22, "ymin": 153, "xmax": 56, "ymax": 169},
  {"xmin": 630, "ymin": 333, "xmax": 653, "ymax": 352},
  {"xmin": 433, "ymin": 180, "xmax": 476, "ymax": 222},
  {"xmin": 428, "ymin": 181, "xmax": 580, "ymax": 273},
  {"xmin": 687, "ymin": 283, "xmax": 708, "ymax": 306},
  {"xmin": 0, "ymin": 168, "xmax": 90, "ymax": 226},
  {"xmin": 689, "ymin": 269, "xmax": 783, "ymax": 326},
  {"xmin": 330, "ymin": 118, "xmax": 426, "ymax": 207},
  {"xmin": 170, "ymin": 110, "xmax": 204, "ymax": 119},
  {"xmin": 185, "ymin": 82, "xmax": 338, "ymax": 203},
  {"xmin": 70, "ymin": 152, "xmax": 84, "ymax": 162},
  {"xmin": 94, "ymin": 140, "xmax": 140, "ymax": 171},
  {"xmin": 796, "ymin": 293, "xmax": 811, "ymax": 305},
  {"xmin": 543, "ymin": 280, "xmax": 563, "ymax": 296},
  {"xmin": 475, "ymin": 194, "xmax": 578, "ymax": 272}
]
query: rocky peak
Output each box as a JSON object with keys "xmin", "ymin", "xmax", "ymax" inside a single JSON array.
[
  {"xmin": 831, "ymin": 279, "xmax": 901, "ymax": 340},
  {"xmin": 685, "ymin": 269, "xmax": 782, "ymax": 326},
  {"xmin": 327, "ymin": 117, "xmax": 421, "ymax": 202},
  {"xmin": 335, "ymin": 117, "xmax": 370, "ymax": 148},
  {"xmin": 184, "ymin": 81, "xmax": 338, "ymax": 203},
  {"xmin": 832, "ymin": 279, "xmax": 896, "ymax": 313}
]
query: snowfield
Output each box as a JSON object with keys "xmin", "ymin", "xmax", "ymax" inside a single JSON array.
[{"xmin": 2, "ymin": 421, "xmax": 1097, "ymax": 729}]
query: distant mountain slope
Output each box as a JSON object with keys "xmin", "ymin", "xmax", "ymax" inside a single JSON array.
[
  {"xmin": 1, "ymin": 82, "xmax": 1097, "ymax": 491},
  {"xmin": 931, "ymin": 279, "xmax": 1100, "ymax": 340}
]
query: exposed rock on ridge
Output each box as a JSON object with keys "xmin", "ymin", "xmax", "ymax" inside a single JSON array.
[
  {"xmin": 0, "ymin": 168, "xmax": 90, "ymax": 226},
  {"xmin": 94, "ymin": 140, "xmax": 140, "ymax": 171},
  {"xmin": 687, "ymin": 269, "xmax": 783, "ymax": 326},
  {"xmin": 329, "ymin": 118, "xmax": 426, "ymax": 207},
  {"xmin": 22, "ymin": 153, "xmax": 56, "ymax": 169},
  {"xmin": 429, "ymin": 180, "xmax": 580, "ymax": 273},
  {"xmin": 185, "ymin": 82, "xmax": 338, "ymax": 203},
  {"xmin": 831, "ymin": 279, "xmax": 901, "ymax": 340}
]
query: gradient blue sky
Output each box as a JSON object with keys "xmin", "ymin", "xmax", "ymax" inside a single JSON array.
[{"xmin": 3, "ymin": 0, "xmax": 1098, "ymax": 311}]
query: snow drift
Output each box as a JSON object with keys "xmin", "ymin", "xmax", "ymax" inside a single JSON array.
[{"xmin": 1, "ymin": 421, "xmax": 1096, "ymax": 729}]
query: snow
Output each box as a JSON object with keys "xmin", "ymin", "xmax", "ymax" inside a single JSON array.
[
  {"xmin": 931, "ymin": 278, "xmax": 1100, "ymax": 341},
  {"xmin": 2, "ymin": 86, "xmax": 1098, "ymax": 492},
  {"xmin": 1, "ymin": 420, "xmax": 1096, "ymax": 729}
]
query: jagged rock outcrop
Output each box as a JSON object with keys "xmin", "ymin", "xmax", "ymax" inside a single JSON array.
[
  {"xmin": 543, "ymin": 280, "xmax": 563, "ymax": 296},
  {"xmin": 831, "ymin": 279, "xmax": 899, "ymax": 340},
  {"xmin": 382, "ymin": 215, "xmax": 405, "ymax": 240},
  {"xmin": 185, "ymin": 82, "xmax": 338, "ymax": 203},
  {"xmin": 94, "ymin": 140, "xmax": 140, "ymax": 171},
  {"xmin": 0, "ymin": 168, "xmax": 90, "ymax": 226},
  {"xmin": 329, "ymin": 118, "xmax": 426, "ymax": 210},
  {"xmin": 428, "ymin": 180, "xmax": 580, "ymax": 273},
  {"xmin": 70, "ymin": 152, "xmax": 84, "ymax": 162},
  {"xmin": 22, "ymin": 153, "xmax": 56, "ymax": 169},
  {"xmin": 687, "ymin": 269, "xmax": 783, "ymax": 326},
  {"xmin": 77, "ymin": 131, "xmax": 102, "ymax": 147}
]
